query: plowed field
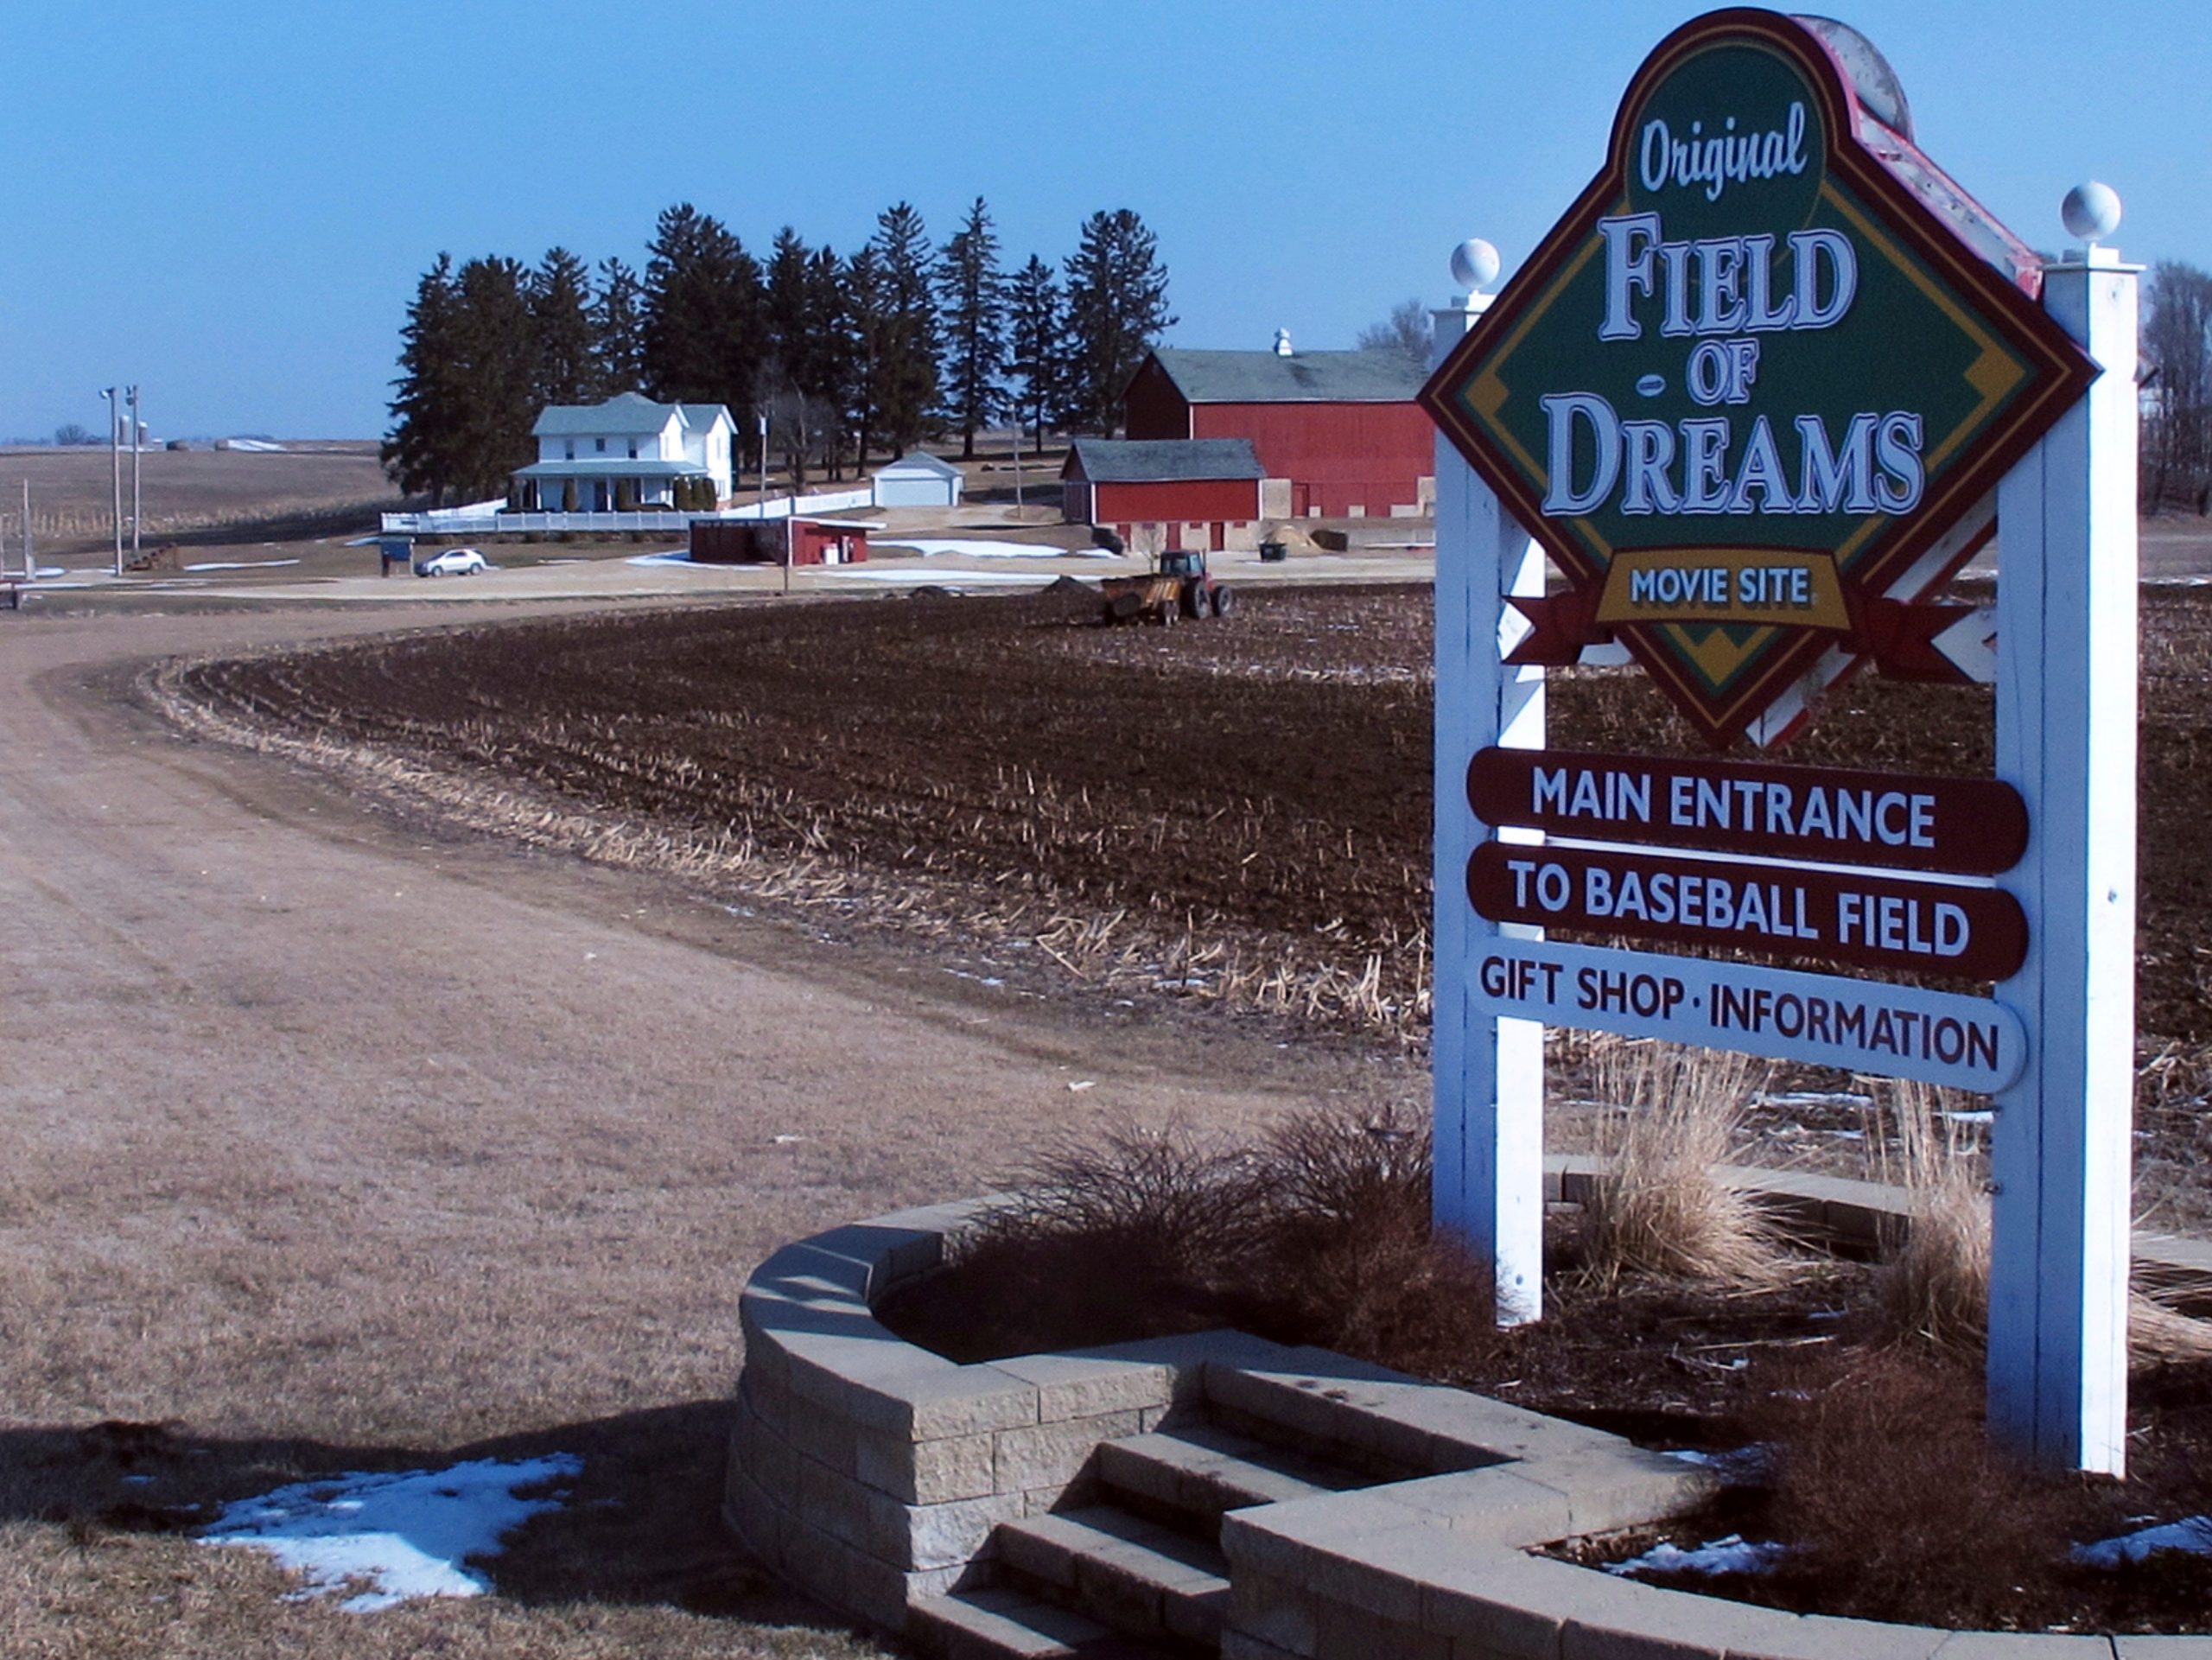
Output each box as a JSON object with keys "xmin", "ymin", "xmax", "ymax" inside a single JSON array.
[{"xmin": 173, "ymin": 582, "xmax": 2212, "ymax": 1148}]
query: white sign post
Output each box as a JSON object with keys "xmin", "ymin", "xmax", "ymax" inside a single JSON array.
[
  {"xmin": 1432, "ymin": 269, "xmax": 1548, "ymax": 1324},
  {"xmin": 1987, "ymin": 233, "xmax": 2139, "ymax": 1473}
]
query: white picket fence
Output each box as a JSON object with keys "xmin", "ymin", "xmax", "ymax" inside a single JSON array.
[{"xmin": 380, "ymin": 488, "xmax": 873, "ymax": 538}]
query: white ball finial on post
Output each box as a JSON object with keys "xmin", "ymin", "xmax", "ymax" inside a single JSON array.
[
  {"xmin": 1450, "ymin": 238, "xmax": 1502, "ymax": 300},
  {"xmin": 2061, "ymin": 181, "xmax": 2122, "ymax": 244}
]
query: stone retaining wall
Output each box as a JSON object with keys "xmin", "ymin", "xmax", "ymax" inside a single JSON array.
[{"xmin": 726, "ymin": 1173, "xmax": 2212, "ymax": 1657}]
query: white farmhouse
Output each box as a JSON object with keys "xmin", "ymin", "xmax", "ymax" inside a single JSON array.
[{"xmin": 514, "ymin": 391, "xmax": 734, "ymax": 511}]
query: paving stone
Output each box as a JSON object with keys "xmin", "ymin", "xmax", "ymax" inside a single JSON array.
[
  {"xmin": 994, "ymin": 1411, "xmax": 1145, "ymax": 1492},
  {"xmin": 1514, "ymin": 1447, "xmax": 1710, "ymax": 1536},
  {"xmin": 1727, "ymin": 1610, "xmax": 1948, "ymax": 1659},
  {"xmin": 1096, "ymin": 1424, "xmax": 1349, "ymax": 1527},
  {"xmin": 997, "ymin": 1505, "xmax": 1229, "ymax": 1640},
  {"xmin": 857, "ymin": 1425, "xmax": 997, "ymax": 1505},
  {"xmin": 1316, "ymin": 1603, "xmax": 1448, "ymax": 1660},
  {"xmin": 993, "ymin": 1352, "xmax": 1176, "ymax": 1421},
  {"xmin": 1383, "ymin": 1466, "xmax": 1574, "ymax": 1545},
  {"xmin": 908, "ymin": 1587, "xmax": 1115, "ymax": 1659},
  {"xmin": 785, "ymin": 1399, "xmax": 860, "ymax": 1477},
  {"xmin": 1228, "ymin": 1568, "xmax": 1319, "ymax": 1657},
  {"xmin": 1930, "ymin": 1636, "xmax": 2123, "ymax": 1658}
]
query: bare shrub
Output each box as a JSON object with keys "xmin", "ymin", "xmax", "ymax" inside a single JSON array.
[
  {"xmin": 884, "ymin": 1104, "xmax": 1505, "ymax": 1377},
  {"xmin": 1246, "ymin": 1107, "xmax": 1505, "ymax": 1376},
  {"xmin": 1576, "ymin": 1039, "xmax": 1788, "ymax": 1289},
  {"xmin": 1757, "ymin": 1348, "xmax": 2083, "ymax": 1629}
]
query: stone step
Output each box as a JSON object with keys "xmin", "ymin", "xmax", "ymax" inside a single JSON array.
[
  {"xmin": 995, "ymin": 1505, "xmax": 1230, "ymax": 1651},
  {"xmin": 1094, "ymin": 1424, "xmax": 1359, "ymax": 1534},
  {"xmin": 907, "ymin": 1586, "xmax": 1170, "ymax": 1660}
]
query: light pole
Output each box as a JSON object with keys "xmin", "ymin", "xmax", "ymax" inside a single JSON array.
[
  {"xmin": 758, "ymin": 410, "xmax": 770, "ymax": 509},
  {"xmin": 127, "ymin": 385, "xmax": 142, "ymax": 564},
  {"xmin": 101, "ymin": 388, "xmax": 121, "ymax": 576}
]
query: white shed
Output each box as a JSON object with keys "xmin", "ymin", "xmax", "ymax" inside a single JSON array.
[{"xmin": 871, "ymin": 450, "xmax": 964, "ymax": 509}]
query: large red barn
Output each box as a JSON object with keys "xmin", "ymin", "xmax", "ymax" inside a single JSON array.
[
  {"xmin": 1121, "ymin": 347, "xmax": 1433, "ymax": 519},
  {"xmin": 1060, "ymin": 438, "xmax": 1264, "ymax": 555}
]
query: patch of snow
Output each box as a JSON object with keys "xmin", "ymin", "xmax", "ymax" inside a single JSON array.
[
  {"xmin": 624, "ymin": 550, "xmax": 704, "ymax": 567},
  {"xmin": 1606, "ymin": 1534, "xmax": 1787, "ymax": 1578},
  {"xmin": 183, "ymin": 558, "xmax": 302, "ymax": 572},
  {"xmin": 874, "ymin": 538, "xmax": 1113, "ymax": 560},
  {"xmin": 1663, "ymin": 1444, "xmax": 1773, "ymax": 1484},
  {"xmin": 222, "ymin": 438, "xmax": 289, "ymax": 453},
  {"xmin": 2072, "ymin": 1515, "xmax": 2212, "ymax": 1568},
  {"xmin": 825, "ymin": 568, "xmax": 1066, "ymax": 586},
  {"xmin": 199, "ymin": 1453, "xmax": 582, "ymax": 1612},
  {"xmin": 944, "ymin": 968, "xmax": 1007, "ymax": 988},
  {"xmin": 1754, "ymin": 1091, "xmax": 1874, "ymax": 1111},
  {"xmin": 1940, "ymin": 1109, "xmax": 1995, "ymax": 1125}
]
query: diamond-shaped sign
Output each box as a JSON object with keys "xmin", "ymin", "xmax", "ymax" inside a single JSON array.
[{"xmin": 1421, "ymin": 9, "xmax": 2097, "ymax": 748}]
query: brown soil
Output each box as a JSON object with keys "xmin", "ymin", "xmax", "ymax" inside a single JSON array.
[{"xmin": 171, "ymin": 582, "xmax": 2212, "ymax": 1221}]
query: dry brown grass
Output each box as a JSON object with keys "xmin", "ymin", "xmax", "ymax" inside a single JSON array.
[
  {"xmin": 1573, "ymin": 1039, "xmax": 1791, "ymax": 1290},
  {"xmin": 1868, "ymin": 1078, "xmax": 1991, "ymax": 1351}
]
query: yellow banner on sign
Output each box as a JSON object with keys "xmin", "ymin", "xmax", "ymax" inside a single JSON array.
[{"xmin": 1595, "ymin": 550, "xmax": 1853, "ymax": 630}]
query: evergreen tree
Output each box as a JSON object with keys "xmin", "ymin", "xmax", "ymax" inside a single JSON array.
[
  {"xmin": 760, "ymin": 227, "xmax": 818, "ymax": 488},
  {"xmin": 384, "ymin": 253, "xmax": 461, "ymax": 504},
  {"xmin": 809, "ymin": 245, "xmax": 858, "ymax": 480},
  {"xmin": 445, "ymin": 255, "xmax": 539, "ymax": 500},
  {"xmin": 1005, "ymin": 254, "xmax": 1067, "ymax": 453},
  {"xmin": 842, "ymin": 245, "xmax": 887, "ymax": 467},
  {"xmin": 1062, "ymin": 209, "xmax": 1175, "ymax": 435},
  {"xmin": 642, "ymin": 202, "xmax": 766, "ymax": 419},
  {"xmin": 868, "ymin": 201, "xmax": 938, "ymax": 455},
  {"xmin": 764, "ymin": 226, "xmax": 816, "ymax": 388},
  {"xmin": 935, "ymin": 197, "xmax": 1006, "ymax": 460},
  {"xmin": 592, "ymin": 257, "xmax": 647, "ymax": 392},
  {"xmin": 529, "ymin": 246, "xmax": 600, "ymax": 407}
]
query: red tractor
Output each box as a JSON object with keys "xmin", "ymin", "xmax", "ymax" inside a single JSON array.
[{"xmin": 1098, "ymin": 549, "xmax": 1236, "ymax": 626}]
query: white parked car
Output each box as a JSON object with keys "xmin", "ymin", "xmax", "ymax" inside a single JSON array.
[{"xmin": 415, "ymin": 546, "xmax": 487, "ymax": 578}]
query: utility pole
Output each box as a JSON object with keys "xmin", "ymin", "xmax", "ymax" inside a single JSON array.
[
  {"xmin": 128, "ymin": 385, "xmax": 142, "ymax": 564},
  {"xmin": 21, "ymin": 479, "xmax": 31, "ymax": 582},
  {"xmin": 1012, "ymin": 422, "xmax": 1025, "ymax": 517},
  {"xmin": 102, "ymin": 388, "xmax": 122, "ymax": 576},
  {"xmin": 758, "ymin": 411, "xmax": 770, "ymax": 509}
]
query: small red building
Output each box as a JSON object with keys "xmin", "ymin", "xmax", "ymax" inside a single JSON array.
[
  {"xmin": 1121, "ymin": 347, "xmax": 1433, "ymax": 519},
  {"xmin": 1061, "ymin": 438, "xmax": 1264, "ymax": 555},
  {"xmin": 690, "ymin": 516, "xmax": 873, "ymax": 566}
]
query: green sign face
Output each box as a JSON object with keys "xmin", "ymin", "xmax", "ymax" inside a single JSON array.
[{"xmin": 1423, "ymin": 10, "xmax": 2096, "ymax": 747}]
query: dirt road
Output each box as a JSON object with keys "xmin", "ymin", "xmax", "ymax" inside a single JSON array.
[{"xmin": 0, "ymin": 601, "xmax": 1383, "ymax": 1656}]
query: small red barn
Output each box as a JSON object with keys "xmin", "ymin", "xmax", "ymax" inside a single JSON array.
[
  {"xmin": 1122, "ymin": 347, "xmax": 1433, "ymax": 519},
  {"xmin": 690, "ymin": 516, "xmax": 873, "ymax": 565},
  {"xmin": 1061, "ymin": 438, "xmax": 1264, "ymax": 555}
]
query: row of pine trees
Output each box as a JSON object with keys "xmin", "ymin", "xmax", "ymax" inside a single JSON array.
[{"xmin": 383, "ymin": 199, "xmax": 1173, "ymax": 506}]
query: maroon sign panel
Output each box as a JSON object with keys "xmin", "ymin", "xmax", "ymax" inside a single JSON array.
[
  {"xmin": 1467, "ymin": 842, "xmax": 2028, "ymax": 980},
  {"xmin": 1467, "ymin": 747, "xmax": 2029, "ymax": 875}
]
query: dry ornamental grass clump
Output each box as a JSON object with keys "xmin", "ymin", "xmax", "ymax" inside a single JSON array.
[
  {"xmin": 1573, "ymin": 1038, "xmax": 1791, "ymax": 1291},
  {"xmin": 1867, "ymin": 1078, "xmax": 2212, "ymax": 1366}
]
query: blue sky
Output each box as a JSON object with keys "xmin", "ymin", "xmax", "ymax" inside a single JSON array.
[{"xmin": 5, "ymin": 1, "xmax": 2206, "ymax": 440}]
